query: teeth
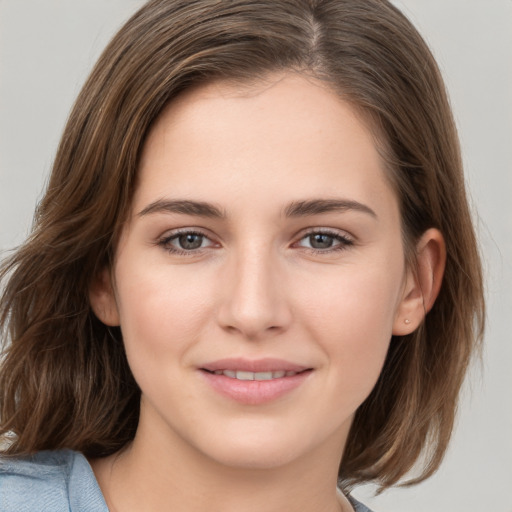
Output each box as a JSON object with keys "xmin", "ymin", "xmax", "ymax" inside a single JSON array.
[
  {"xmin": 215, "ymin": 370, "xmax": 296, "ymax": 380},
  {"xmin": 236, "ymin": 370, "xmax": 254, "ymax": 381},
  {"xmin": 254, "ymin": 371, "xmax": 273, "ymax": 380}
]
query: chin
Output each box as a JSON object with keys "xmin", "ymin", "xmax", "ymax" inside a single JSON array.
[
  {"xmin": 192, "ymin": 420, "xmax": 335, "ymax": 472},
  {"xmin": 205, "ymin": 442, "xmax": 304, "ymax": 471}
]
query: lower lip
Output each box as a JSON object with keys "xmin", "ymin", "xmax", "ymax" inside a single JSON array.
[{"xmin": 199, "ymin": 370, "xmax": 312, "ymax": 405}]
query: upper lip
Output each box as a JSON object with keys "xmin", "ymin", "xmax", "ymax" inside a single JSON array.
[{"xmin": 200, "ymin": 358, "xmax": 311, "ymax": 373}]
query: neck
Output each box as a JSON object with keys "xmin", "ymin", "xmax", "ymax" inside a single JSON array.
[{"xmin": 91, "ymin": 413, "xmax": 352, "ymax": 512}]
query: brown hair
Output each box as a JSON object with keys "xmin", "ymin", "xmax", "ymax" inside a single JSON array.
[{"xmin": 0, "ymin": 0, "xmax": 484, "ymax": 490}]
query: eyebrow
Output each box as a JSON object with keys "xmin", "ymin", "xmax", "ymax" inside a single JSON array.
[
  {"xmin": 138, "ymin": 199, "xmax": 226, "ymax": 219},
  {"xmin": 138, "ymin": 197, "xmax": 376, "ymax": 220},
  {"xmin": 283, "ymin": 198, "xmax": 377, "ymax": 218}
]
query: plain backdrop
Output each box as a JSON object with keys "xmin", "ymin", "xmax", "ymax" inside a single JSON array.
[{"xmin": 0, "ymin": 2, "xmax": 511, "ymax": 511}]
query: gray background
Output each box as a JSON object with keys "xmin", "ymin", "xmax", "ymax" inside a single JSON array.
[{"xmin": 0, "ymin": 1, "xmax": 511, "ymax": 511}]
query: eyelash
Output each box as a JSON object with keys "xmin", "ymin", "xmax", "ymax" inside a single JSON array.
[
  {"xmin": 295, "ymin": 229, "xmax": 354, "ymax": 254},
  {"xmin": 157, "ymin": 229, "xmax": 215, "ymax": 257},
  {"xmin": 156, "ymin": 228, "xmax": 354, "ymax": 256}
]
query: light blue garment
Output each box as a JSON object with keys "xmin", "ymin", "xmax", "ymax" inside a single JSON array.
[
  {"xmin": 0, "ymin": 449, "xmax": 374, "ymax": 512},
  {"xmin": 349, "ymin": 495, "xmax": 374, "ymax": 512},
  {"xmin": 0, "ymin": 449, "xmax": 108, "ymax": 511}
]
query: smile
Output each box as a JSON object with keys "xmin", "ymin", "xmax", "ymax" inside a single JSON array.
[{"xmin": 199, "ymin": 360, "xmax": 313, "ymax": 405}]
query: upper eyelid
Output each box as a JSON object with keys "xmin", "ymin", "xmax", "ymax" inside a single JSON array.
[
  {"xmin": 158, "ymin": 225, "xmax": 353, "ymax": 235},
  {"xmin": 159, "ymin": 227, "xmax": 214, "ymax": 240},
  {"xmin": 293, "ymin": 227, "xmax": 355, "ymax": 241}
]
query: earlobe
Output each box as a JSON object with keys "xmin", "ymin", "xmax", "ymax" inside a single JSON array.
[
  {"xmin": 89, "ymin": 268, "xmax": 120, "ymax": 326},
  {"xmin": 392, "ymin": 228, "xmax": 446, "ymax": 335}
]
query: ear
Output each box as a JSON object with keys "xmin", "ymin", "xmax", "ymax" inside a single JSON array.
[
  {"xmin": 392, "ymin": 228, "xmax": 446, "ymax": 335},
  {"xmin": 89, "ymin": 267, "xmax": 120, "ymax": 326}
]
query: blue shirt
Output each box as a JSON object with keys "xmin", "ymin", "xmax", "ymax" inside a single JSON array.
[
  {"xmin": 0, "ymin": 450, "xmax": 108, "ymax": 511},
  {"xmin": 0, "ymin": 449, "xmax": 373, "ymax": 512}
]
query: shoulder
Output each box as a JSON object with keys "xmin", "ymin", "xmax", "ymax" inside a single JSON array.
[
  {"xmin": 0, "ymin": 449, "xmax": 74, "ymax": 512},
  {"xmin": 0, "ymin": 449, "xmax": 108, "ymax": 512}
]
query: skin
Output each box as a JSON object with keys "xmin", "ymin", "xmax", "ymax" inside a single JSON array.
[{"xmin": 90, "ymin": 73, "xmax": 445, "ymax": 512}]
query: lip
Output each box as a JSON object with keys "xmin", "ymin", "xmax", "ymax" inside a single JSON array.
[
  {"xmin": 200, "ymin": 357, "xmax": 309, "ymax": 373},
  {"xmin": 199, "ymin": 358, "xmax": 313, "ymax": 405}
]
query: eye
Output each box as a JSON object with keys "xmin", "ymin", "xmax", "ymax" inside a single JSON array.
[
  {"xmin": 158, "ymin": 230, "xmax": 216, "ymax": 254},
  {"xmin": 174, "ymin": 233, "xmax": 208, "ymax": 250},
  {"xmin": 304, "ymin": 233, "xmax": 337, "ymax": 249},
  {"xmin": 295, "ymin": 230, "xmax": 353, "ymax": 252}
]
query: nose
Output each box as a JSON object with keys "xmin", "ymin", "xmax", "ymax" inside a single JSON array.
[{"xmin": 216, "ymin": 246, "xmax": 292, "ymax": 340}]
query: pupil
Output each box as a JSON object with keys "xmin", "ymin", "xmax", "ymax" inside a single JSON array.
[
  {"xmin": 310, "ymin": 234, "xmax": 333, "ymax": 249},
  {"xmin": 179, "ymin": 234, "xmax": 203, "ymax": 250}
]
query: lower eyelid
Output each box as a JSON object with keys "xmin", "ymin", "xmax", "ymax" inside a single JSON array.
[{"xmin": 302, "ymin": 240, "xmax": 353, "ymax": 252}]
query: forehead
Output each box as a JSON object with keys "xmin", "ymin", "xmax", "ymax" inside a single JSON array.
[{"xmin": 134, "ymin": 73, "xmax": 398, "ymax": 221}]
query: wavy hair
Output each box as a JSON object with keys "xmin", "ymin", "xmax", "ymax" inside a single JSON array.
[{"xmin": 0, "ymin": 0, "xmax": 484, "ymax": 490}]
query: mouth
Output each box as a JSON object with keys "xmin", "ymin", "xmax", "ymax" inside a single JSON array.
[
  {"xmin": 200, "ymin": 357, "xmax": 310, "ymax": 374},
  {"xmin": 199, "ymin": 358, "xmax": 313, "ymax": 405},
  {"xmin": 201, "ymin": 369, "xmax": 309, "ymax": 381}
]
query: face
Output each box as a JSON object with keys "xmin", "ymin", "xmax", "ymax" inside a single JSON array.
[{"xmin": 92, "ymin": 73, "xmax": 417, "ymax": 471}]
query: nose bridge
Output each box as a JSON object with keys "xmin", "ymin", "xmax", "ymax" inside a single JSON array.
[{"xmin": 218, "ymin": 241, "xmax": 290, "ymax": 338}]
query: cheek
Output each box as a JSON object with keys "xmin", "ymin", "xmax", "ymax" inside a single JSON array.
[
  {"xmin": 113, "ymin": 259, "xmax": 215, "ymax": 377},
  {"xmin": 296, "ymin": 261, "xmax": 403, "ymax": 400},
  {"xmin": 301, "ymin": 263, "xmax": 400, "ymax": 336}
]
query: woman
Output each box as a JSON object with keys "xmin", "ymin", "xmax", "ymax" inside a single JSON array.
[{"xmin": 0, "ymin": 1, "xmax": 484, "ymax": 511}]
